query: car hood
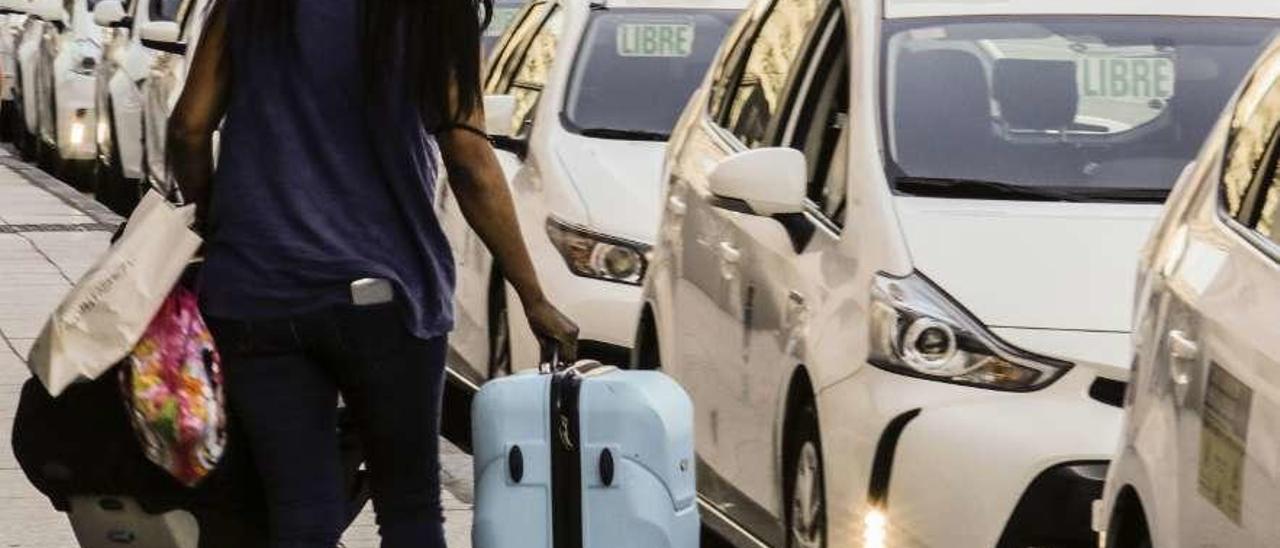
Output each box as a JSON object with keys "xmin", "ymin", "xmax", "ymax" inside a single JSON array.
[
  {"xmin": 554, "ymin": 132, "xmax": 667, "ymax": 243},
  {"xmin": 894, "ymin": 196, "xmax": 1162, "ymax": 334}
]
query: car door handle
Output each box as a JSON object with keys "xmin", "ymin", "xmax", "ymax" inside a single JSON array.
[
  {"xmin": 1169, "ymin": 330, "xmax": 1199, "ymax": 361},
  {"xmin": 718, "ymin": 241, "xmax": 741, "ymax": 264},
  {"xmin": 667, "ymin": 194, "xmax": 687, "ymax": 215}
]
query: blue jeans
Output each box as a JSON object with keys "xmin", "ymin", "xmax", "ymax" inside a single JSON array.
[{"xmin": 209, "ymin": 301, "xmax": 448, "ymax": 548}]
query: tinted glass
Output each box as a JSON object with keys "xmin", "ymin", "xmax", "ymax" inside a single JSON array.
[
  {"xmin": 150, "ymin": 0, "xmax": 181, "ymax": 21},
  {"xmin": 791, "ymin": 19, "xmax": 847, "ymax": 226},
  {"xmin": 883, "ymin": 17, "xmax": 1278, "ymax": 202},
  {"xmin": 505, "ymin": 7, "xmax": 563, "ymax": 134},
  {"xmin": 724, "ymin": 0, "xmax": 822, "ymax": 147},
  {"xmin": 563, "ymin": 8, "xmax": 738, "ymax": 139},
  {"xmin": 1223, "ymin": 68, "xmax": 1280, "ymax": 244}
]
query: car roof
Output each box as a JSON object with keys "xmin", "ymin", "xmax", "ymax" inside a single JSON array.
[{"xmin": 883, "ymin": 0, "xmax": 1280, "ymax": 20}]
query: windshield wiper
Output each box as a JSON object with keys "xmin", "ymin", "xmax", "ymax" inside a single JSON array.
[
  {"xmin": 895, "ymin": 176, "xmax": 1084, "ymax": 203},
  {"xmin": 578, "ymin": 127, "xmax": 669, "ymax": 142}
]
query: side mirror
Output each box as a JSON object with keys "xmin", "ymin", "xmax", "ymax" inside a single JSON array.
[
  {"xmin": 709, "ymin": 147, "xmax": 807, "ymax": 216},
  {"xmin": 93, "ymin": 0, "xmax": 130, "ymax": 28},
  {"xmin": 140, "ymin": 21, "xmax": 184, "ymax": 54},
  {"xmin": 25, "ymin": 0, "xmax": 65, "ymax": 25},
  {"xmin": 483, "ymin": 94, "xmax": 516, "ymax": 137},
  {"xmin": 483, "ymin": 94, "xmax": 528, "ymax": 158}
]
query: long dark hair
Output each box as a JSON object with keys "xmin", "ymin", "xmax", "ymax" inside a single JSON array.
[{"xmin": 246, "ymin": 0, "xmax": 493, "ymax": 130}]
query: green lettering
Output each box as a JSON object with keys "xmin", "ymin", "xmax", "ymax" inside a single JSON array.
[
  {"xmin": 1131, "ymin": 60, "xmax": 1151, "ymax": 97},
  {"xmin": 1109, "ymin": 59, "xmax": 1129, "ymax": 96},
  {"xmin": 1154, "ymin": 60, "xmax": 1173, "ymax": 98}
]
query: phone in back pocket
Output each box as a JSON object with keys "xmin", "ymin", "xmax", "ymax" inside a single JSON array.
[{"xmin": 350, "ymin": 278, "xmax": 393, "ymax": 306}]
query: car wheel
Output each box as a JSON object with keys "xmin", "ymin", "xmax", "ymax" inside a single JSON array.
[
  {"xmin": 787, "ymin": 406, "xmax": 826, "ymax": 548},
  {"xmin": 487, "ymin": 268, "xmax": 512, "ymax": 379},
  {"xmin": 1, "ymin": 100, "xmax": 16, "ymax": 142}
]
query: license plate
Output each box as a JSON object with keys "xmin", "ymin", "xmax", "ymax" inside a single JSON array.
[
  {"xmin": 616, "ymin": 23, "xmax": 695, "ymax": 58},
  {"xmin": 1078, "ymin": 56, "xmax": 1175, "ymax": 101}
]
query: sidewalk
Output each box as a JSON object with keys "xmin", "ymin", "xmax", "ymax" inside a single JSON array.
[{"xmin": 0, "ymin": 149, "xmax": 474, "ymax": 547}]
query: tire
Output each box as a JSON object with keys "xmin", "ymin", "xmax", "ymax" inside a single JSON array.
[
  {"xmin": 786, "ymin": 403, "xmax": 826, "ymax": 548},
  {"xmin": 487, "ymin": 268, "xmax": 513, "ymax": 379},
  {"xmin": 1, "ymin": 100, "xmax": 16, "ymax": 142}
]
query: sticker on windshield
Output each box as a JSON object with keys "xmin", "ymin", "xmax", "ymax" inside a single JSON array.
[
  {"xmin": 1078, "ymin": 56, "xmax": 1175, "ymax": 101},
  {"xmin": 616, "ymin": 23, "xmax": 695, "ymax": 58}
]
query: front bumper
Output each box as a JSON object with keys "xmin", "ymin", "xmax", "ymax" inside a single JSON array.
[{"xmin": 821, "ymin": 365, "xmax": 1122, "ymax": 548}]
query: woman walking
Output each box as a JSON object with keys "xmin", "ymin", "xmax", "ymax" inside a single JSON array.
[{"xmin": 166, "ymin": 0, "xmax": 578, "ymax": 546}]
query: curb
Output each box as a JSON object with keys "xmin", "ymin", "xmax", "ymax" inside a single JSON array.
[{"xmin": 0, "ymin": 146, "xmax": 123, "ymax": 226}]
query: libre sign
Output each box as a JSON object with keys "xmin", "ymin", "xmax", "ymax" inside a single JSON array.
[
  {"xmin": 1078, "ymin": 56, "xmax": 1175, "ymax": 100},
  {"xmin": 617, "ymin": 23, "xmax": 695, "ymax": 58}
]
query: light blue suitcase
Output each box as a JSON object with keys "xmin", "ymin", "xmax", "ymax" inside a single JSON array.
[{"xmin": 471, "ymin": 361, "xmax": 698, "ymax": 548}]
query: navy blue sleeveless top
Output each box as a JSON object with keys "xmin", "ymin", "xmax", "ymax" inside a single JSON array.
[{"xmin": 201, "ymin": 0, "xmax": 455, "ymax": 338}]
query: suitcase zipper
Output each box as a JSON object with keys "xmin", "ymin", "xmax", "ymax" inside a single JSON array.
[{"xmin": 549, "ymin": 369, "xmax": 584, "ymax": 548}]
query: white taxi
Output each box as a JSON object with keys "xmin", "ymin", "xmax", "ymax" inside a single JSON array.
[
  {"xmin": 438, "ymin": 0, "xmax": 745, "ymax": 385},
  {"xmin": 1097, "ymin": 36, "xmax": 1280, "ymax": 548},
  {"xmin": 27, "ymin": 0, "xmax": 104, "ymax": 187},
  {"xmin": 137, "ymin": 0, "xmax": 207, "ymax": 195},
  {"xmin": 91, "ymin": 0, "xmax": 177, "ymax": 214},
  {"xmin": 634, "ymin": 0, "xmax": 1280, "ymax": 546}
]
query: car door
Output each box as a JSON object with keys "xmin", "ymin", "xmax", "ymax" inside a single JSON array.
[
  {"xmin": 434, "ymin": 1, "xmax": 561, "ymax": 382},
  {"xmin": 1163, "ymin": 51, "xmax": 1280, "ymax": 546},
  {"xmin": 674, "ymin": 0, "xmax": 824, "ymax": 538}
]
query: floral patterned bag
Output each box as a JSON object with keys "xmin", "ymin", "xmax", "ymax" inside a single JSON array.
[{"xmin": 119, "ymin": 284, "xmax": 226, "ymax": 487}]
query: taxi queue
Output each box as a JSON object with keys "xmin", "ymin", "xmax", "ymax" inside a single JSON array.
[{"xmin": 2, "ymin": 0, "xmax": 1280, "ymax": 547}]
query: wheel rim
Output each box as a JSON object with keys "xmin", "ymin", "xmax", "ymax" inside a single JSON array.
[
  {"xmin": 489, "ymin": 297, "xmax": 511, "ymax": 378},
  {"xmin": 790, "ymin": 441, "xmax": 825, "ymax": 548}
]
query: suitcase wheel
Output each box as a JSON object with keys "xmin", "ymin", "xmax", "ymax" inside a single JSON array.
[
  {"xmin": 599, "ymin": 449, "xmax": 614, "ymax": 487},
  {"xmin": 508, "ymin": 445, "xmax": 524, "ymax": 484}
]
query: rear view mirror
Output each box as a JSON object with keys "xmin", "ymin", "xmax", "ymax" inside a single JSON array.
[
  {"xmin": 140, "ymin": 21, "xmax": 184, "ymax": 54},
  {"xmin": 25, "ymin": 0, "xmax": 65, "ymax": 25},
  {"xmin": 483, "ymin": 94, "xmax": 528, "ymax": 158},
  {"xmin": 483, "ymin": 94, "xmax": 516, "ymax": 138},
  {"xmin": 709, "ymin": 148, "xmax": 807, "ymax": 216},
  {"xmin": 93, "ymin": 0, "xmax": 130, "ymax": 28}
]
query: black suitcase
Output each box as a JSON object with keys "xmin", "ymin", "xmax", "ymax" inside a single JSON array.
[{"xmin": 11, "ymin": 371, "xmax": 370, "ymax": 547}]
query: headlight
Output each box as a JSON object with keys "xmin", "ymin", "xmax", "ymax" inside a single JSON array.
[
  {"xmin": 545, "ymin": 217, "xmax": 649, "ymax": 285},
  {"xmin": 869, "ymin": 272, "xmax": 1071, "ymax": 391}
]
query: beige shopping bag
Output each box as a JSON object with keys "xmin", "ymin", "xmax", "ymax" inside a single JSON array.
[{"xmin": 27, "ymin": 191, "xmax": 203, "ymax": 397}]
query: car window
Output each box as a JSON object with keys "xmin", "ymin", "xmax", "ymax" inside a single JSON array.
[
  {"xmin": 787, "ymin": 13, "xmax": 847, "ymax": 228},
  {"xmin": 485, "ymin": 2, "xmax": 549, "ymax": 92},
  {"xmin": 1221, "ymin": 58, "xmax": 1280, "ymax": 248},
  {"xmin": 562, "ymin": 8, "xmax": 738, "ymax": 140},
  {"xmin": 504, "ymin": 6, "xmax": 563, "ymax": 135},
  {"xmin": 149, "ymin": 0, "xmax": 181, "ymax": 21},
  {"xmin": 721, "ymin": 0, "xmax": 822, "ymax": 148}
]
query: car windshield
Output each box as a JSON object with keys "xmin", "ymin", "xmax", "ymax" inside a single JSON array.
[
  {"xmin": 563, "ymin": 8, "xmax": 738, "ymax": 140},
  {"xmin": 883, "ymin": 17, "xmax": 1279, "ymax": 202}
]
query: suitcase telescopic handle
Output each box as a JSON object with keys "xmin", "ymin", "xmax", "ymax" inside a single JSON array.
[{"xmin": 539, "ymin": 340, "xmax": 564, "ymax": 374}]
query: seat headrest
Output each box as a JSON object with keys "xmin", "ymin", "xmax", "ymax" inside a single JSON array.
[
  {"xmin": 994, "ymin": 59, "xmax": 1079, "ymax": 130},
  {"xmin": 895, "ymin": 49, "xmax": 991, "ymax": 124}
]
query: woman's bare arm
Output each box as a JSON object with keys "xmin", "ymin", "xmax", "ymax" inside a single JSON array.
[
  {"xmin": 168, "ymin": 0, "xmax": 230, "ymax": 224},
  {"xmin": 438, "ymin": 110, "xmax": 579, "ymax": 361}
]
